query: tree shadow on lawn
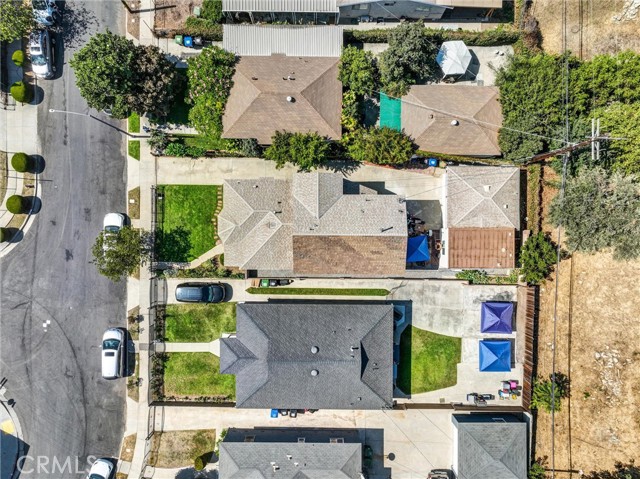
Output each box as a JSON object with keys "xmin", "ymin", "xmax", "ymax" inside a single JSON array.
[{"xmin": 156, "ymin": 226, "xmax": 192, "ymax": 263}]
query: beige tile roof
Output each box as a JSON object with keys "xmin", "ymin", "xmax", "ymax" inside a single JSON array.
[
  {"xmin": 218, "ymin": 172, "xmax": 408, "ymax": 275},
  {"xmin": 446, "ymin": 165, "xmax": 520, "ymax": 229},
  {"xmin": 222, "ymin": 55, "xmax": 342, "ymax": 144},
  {"xmin": 402, "ymin": 85, "xmax": 502, "ymax": 157},
  {"xmin": 448, "ymin": 227, "xmax": 516, "ymax": 269}
]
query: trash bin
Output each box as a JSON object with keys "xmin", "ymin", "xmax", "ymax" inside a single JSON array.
[
  {"xmin": 428, "ymin": 158, "xmax": 438, "ymax": 167},
  {"xmin": 183, "ymin": 36, "xmax": 193, "ymax": 48},
  {"xmin": 174, "ymin": 35, "xmax": 183, "ymax": 45}
]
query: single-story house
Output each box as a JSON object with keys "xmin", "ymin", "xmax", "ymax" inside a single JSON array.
[
  {"xmin": 218, "ymin": 172, "xmax": 408, "ymax": 277},
  {"xmin": 452, "ymin": 413, "xmax": 528, "ymax": 479},
  {"xmin": 222, "ymin": 0, "xmax": 503, "ymax": 23},
  {"xmin": 444, "ymin": 165, "xmax": 520, "ymax": 269},
  {"xmin": 219, "ymin": 428, "xmax": 363, "ymax": 478},
  {"xmin": 221, "ymin": 25, "xmax": 342, "ymax": 144},
  {"xmin": 220, "ymin": 302, "xmax": 394, "ymax": 409},
  {"xmin": 400, "ymin": 85, "xmax": 503, "ymax": 157}
]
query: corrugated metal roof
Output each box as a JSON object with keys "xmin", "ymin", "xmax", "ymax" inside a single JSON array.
[
  {"xmin": 223, "ymin": 0, "xmax": 339, "ymax": 12},
  {"xmin": 223, "ymin": 24, "xmax": 343, "ymax": 57}
]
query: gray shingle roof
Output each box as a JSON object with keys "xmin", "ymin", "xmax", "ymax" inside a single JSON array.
[
  {"xmin": 220, "ymin": 302, "xmax": 394, "ymax": 409},
  {"xmin": 446, "ymin": 165, "xmax": 520, "ymax": 229},
  {"xmin": 223, "ymin": 25, "xmax": 343, "ymax": 57},
  {"xmin": 453, "ymin": 414, "xmax": 528, "ymax": 479},
  {"xmin": 219, "ymin": 442, "xmax": 361, "ymax": 479},
  {"xmin": 218, "ymin": 172, "xmax": 408, "ymax": 275}
]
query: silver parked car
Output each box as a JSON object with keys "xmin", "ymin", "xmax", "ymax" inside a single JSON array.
[
  {"xmin": 101, "ymin": 328, "xmax": 125, "ymax": 380},
  {"xmin": 32, "ymin": 0, "xmax": 59, "ymax": 26},
  {"xmin": 29, "ymin": 30, "xmax": 55, "ymax": 79},
  {"xmin": 87, "ymin": 458, "xmax": 114, "ymax": 479}
]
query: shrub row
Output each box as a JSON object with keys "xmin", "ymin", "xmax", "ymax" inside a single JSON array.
[
  {"xmin": 181, "ymin": 17, "xmax": 223, "ymax": 40},
  {"xmin": 344, "ymin": 25, "xmax": 520, "ymax": 46},
  {"xmin": 165, "ymin": 142, "xmax": 207, "ymax": 158},
  {"xmin": 11, "ymin": 152, "xmax": 31, "ymax": 172}
]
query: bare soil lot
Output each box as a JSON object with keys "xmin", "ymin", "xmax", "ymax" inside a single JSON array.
[
  {"xmin": 531, "ymin": 0, "xmax": 640, "ymax": 58},
  {"xmin": 154, "ymin": 0, "xmax": 201, "ymax": 31},
  {"xmin": 534, "ymin": 175, "xmax": 640, "ymax": 475}
]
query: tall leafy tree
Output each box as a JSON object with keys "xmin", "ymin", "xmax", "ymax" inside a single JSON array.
[
  {"xmin": 264, "ymin": 131, "xmax": 330, "ymax": 171},
  {"xmin": 549, "ymin": 167, "xmax": 640, "ymax": 260},
  {"xmin": 338, "ymin": 46, "xmax": 378, "ymax": 96},
  {"xmin": 70, "ymin": 31, "xmax": 180, "ymax": 118},
  {"xmin": 0, "ymin": 0, "xmax": 33, "ymax": 43},
  {"xmin": 92, "ymin": 227, "xmax": 152, "ymax": 282},
  {"xmin": 520, "ymin": 232, "xmax": 557, "ymax": 285},
  {"xmin": 378, "ymin": 22, "xmax": 437, "ymax": 97},
  {"xmin": 343, "ymin": 127, "xmax": 416, "ymax": 165},
  {"xmin": 594, "ymin": 102, "xmax": 640, "ymax": 175}
]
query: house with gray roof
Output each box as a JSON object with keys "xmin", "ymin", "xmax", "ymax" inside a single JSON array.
[
  {"xmin": 220, "ymin": 302, "xmax": 394, "ymax": 409},
  {"xmin": 218, "ymin": 172, "xmax": 408, "ymax": 277},
  {"xmin": 452, "ymin": 414, "xmax": 528, "ymax": 479},
  {"xmin": 219, "ymin": 428, "xmax": 362, "ymax": 479},
  {"xmin": 444, "ymin": 165, "xmax": 520, "ymax": 269},
  {"xmin": 221, "ymin": 25, "xmax": 342, "ymax": 145}
]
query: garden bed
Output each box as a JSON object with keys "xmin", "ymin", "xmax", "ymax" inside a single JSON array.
[
  {"xmin": 397, "ymin": 326, "xmax": 461, "ymax": 394},
  {"xmin": 156, "ymin": 185, "xmax": 221, "ymax": 262},
  {"xmin": 165, "ymin": 303, "xmax": 236, "ymax": 343},
  {"xmin": 163, "ymin": 352, "xmax": 235, "ymax": 400},
  {"xmin": 246, "ymin": 287, "xmax": 390, "ymax": 296},
  {"xmin": 128, "ymin": 187, "xmax": 140, "ymax": 220}
]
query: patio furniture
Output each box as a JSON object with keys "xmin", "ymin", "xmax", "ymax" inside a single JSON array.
[
  {"xmin": 509, "ymin": 380, "xmax": 519, "ymax": 390},
  {"xmin": 498, "ymin": 389, "xmax": 510, "ymax": 400}
]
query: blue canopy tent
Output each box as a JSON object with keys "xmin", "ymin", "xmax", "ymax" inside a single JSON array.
[
  {"xmin": 481, "ymin": 302, "xmax": 514, "ymax": 334},
  {"xmin": 406, "ymin": 235, "xmax": 430, "ymax": 262},
  {"xmin": 479, "ymin": 340, "xmax": 511, "ymax": 372}
]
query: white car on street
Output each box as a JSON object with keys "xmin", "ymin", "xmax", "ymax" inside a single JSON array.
[
  {"xmin": 103, "ymin": 213, "xmax": 125, "ymax": 250},
  {"xmin": 101, "ymin": 328, "xmax": 125, "ymax": 380},
  {"xmin": 87, "ymin": 458, "xmax": 114, "ymax": 479}
]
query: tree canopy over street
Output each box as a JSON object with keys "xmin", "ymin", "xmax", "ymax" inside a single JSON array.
[{"xmin": 92, "ymin": 227, "xmax": 152, "ymax": 282}]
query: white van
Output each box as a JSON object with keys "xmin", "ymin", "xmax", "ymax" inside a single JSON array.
[{"xmin": 101, "ymin": 328, "xmax": 125, "ymax": 380}]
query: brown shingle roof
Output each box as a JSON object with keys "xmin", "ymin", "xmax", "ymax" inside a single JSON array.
[
  {"xmin": 401, "ymin": 85, "xmax": 502, "ymax": 157},
  {"xmin": 448, "ymin": 227, "xmax": 516, "ymax": 269},
  {"xmin": 222, "ymin": 55, "xmax": 342, "ymax": 144},
  {"xmin": 293, "ymin": 235, "xmax": 407, "ymax": 276}
]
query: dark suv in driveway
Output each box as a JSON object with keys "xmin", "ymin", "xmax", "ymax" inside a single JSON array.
[{"xmin": 175, "ymin": 282, "xmax": 226, "ymax": 303}]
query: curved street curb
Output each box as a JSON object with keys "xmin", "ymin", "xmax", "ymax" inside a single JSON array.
[
  {"xmin": 0, "ymin": 391, "xmax": 25, "ymax": 479},
  {"xmin": 0, "ymin": 174, "xmax": 40, "ymax": 259}
]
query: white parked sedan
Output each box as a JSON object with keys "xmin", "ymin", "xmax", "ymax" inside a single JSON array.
[
  {"xmin": 87, "ymin": 458, "xmax": 114, "ymax": 479},
  {"xmin": 101, "ymin": 328, "xmax": 125, "ymax": 380},
  {"xmin": 103, "ymin": 213, "xmax": 125, "ymax": 250}
]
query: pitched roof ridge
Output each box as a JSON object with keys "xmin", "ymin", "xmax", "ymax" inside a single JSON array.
[
  {"xmin": 448, "ymin": 168, "xmax": 486, "ymax": 227},
  {"xmin": 488, "ymin": 168, "xmax": 520, "ymax": 228},
  {"xmin": 299, "ymin": 62, "xmax": 342, "ymax": 137},
  {"xmin": 238, "ymin": 213, "xmax": 288, "ymax": 269},
  {"xmin": 222, "ymin": 69, "xmax": 262, "ymax": 134}
]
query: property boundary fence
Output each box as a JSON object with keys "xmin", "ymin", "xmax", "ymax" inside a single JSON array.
[{"xmin": 521, "ymin": 285, "xmax": 538, "ymax": 410}]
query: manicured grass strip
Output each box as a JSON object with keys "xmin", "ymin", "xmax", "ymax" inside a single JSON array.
[
  {"xmin": 246, "ymin": 287, "xmax": 389, "ymax": 296},
  {"xmin": 163, "ymin": 352, "xmax": 235, "ymax": 399},
  {"xmin": 156, "ymin": 185, "xmax": 219, "ymax": 262},
  {"xmin": 397, "ymin": 326, "xmax": 461, "ymax": 394},
  {"xmin": 165, "ymin": 303, "xmax": 236, "ymax": 343},
  {"xmin": 128, "ymin": 112, "xmax": 140, "ymax": 133},
  {"xmin": 128, "ymin": 140, "xmax": 140, "ymax": 160}
]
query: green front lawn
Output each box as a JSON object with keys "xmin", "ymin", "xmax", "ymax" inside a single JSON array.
[
  {"xmin": 246, "ymin": 288, "xmax": 390, "ymax": 296},
  {"xmin": 156, "ymin": 185, "xmax": 220, "ymax": 262},
  {"xmin": 165, "ymin": 303, "xmax": 236, "ymax": 343},
  {"xmin": 128, "ymin": 112, "xmax": 140, "ymax": 133},
  {"xmin": 397, "ymin": 326, "xmax": 461, "ymax": 395},
  {"xmin": 128, "ymin": 140, "xmax": 140, "ymax": 160},
  {"xmin": 163, "ymin": 352, "xmax": 235, "ymax": 400}
]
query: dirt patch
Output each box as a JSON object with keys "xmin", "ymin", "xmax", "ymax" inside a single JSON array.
[
  {"xmin": 154, "ymin": 0, "xmax": 202, "ymax": 32},
  {"xmin": 124, "ymin": 1, "xmax": 140, "ymax": 40},
  {"xmin": 149, "ymin": 429, "xmax": 216, "ymax": 468},
  {"xmin": 535, "ymin": 250, "xmax": 640, "ymax": 475},
  {"xmin": 0, "ymin": 151, "xmax": 7, "ymax": 203},
  {"xmin": 127, "ymin": 353, "xmax": 140, "ymax": 401},
  {"xmin": 531, "ymin": 0, "xmax": 640, "ymax": 58},
  {"xmin": 128, "ymin": 187, "xmax": 140, "ymax": 220},
  {"xmin": 128, "ymin": 306, "xmax": 140, "ymax": 341},
  {"xmin": 120, "ymin": 434, "xmax": 137, "ymax": 462}
]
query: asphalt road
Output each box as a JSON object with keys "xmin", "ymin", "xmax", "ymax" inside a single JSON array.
[{"xmin": 1, "ymin": 2, "xmax": 127, "ymax": 477}]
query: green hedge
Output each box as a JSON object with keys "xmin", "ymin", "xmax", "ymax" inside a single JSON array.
[
  {"xmin": 10, "ymin": 81, "xmax": 32, "ymax": 103},
  {"xmin": 344, "ymin": 25, "xmax": 521, "ymax": 46},
  {"xmin": 11, "ymin": 153, "xmax": 31, "ymax": 172},
  {"xmin": 182, "ymin": 17, "xmax": 223, "ymax": 40},
  {"xmin": 12, "ymin": 50, "xmax": 24, "ymax": 67},
  {"xmin": 6, "ymin": 195, "xmax": 27, "ymax": 214}
]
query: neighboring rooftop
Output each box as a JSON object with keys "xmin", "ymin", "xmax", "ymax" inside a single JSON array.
[
  {"xmin": 446, "ymin": 165, "xmax": 520, "ymax": 229},
  {"xmin": 223, "ymin": 24, "xmax": 343, "ymax": 57},
  {"xmin": 448, "ymin": 227, "xmax": 516, "ymax": 269},
  {"xmin": 401, "ymin": 85, "xmax": 502, "ymax": 157},
  {"xmin": 220, "ymin": 302, "xmax": 394, "ymax": 409},
  {"xmin": 222, "ymin": 54, "xmax": 342, "ymax": 144},
  {"xmin": 452, "ymin": 414, "xmax": 528, "ymax": 479},
  {"xmin": 218, "ymin": 172, "xmax": 408, "ymax": 276},
  {"xmin": 223, "ymin": 0, "xmax": 340, "ymax": 12}
]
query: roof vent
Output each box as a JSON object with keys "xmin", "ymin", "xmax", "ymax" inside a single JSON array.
[
  {"xmin": 286, "ymin": 96, "xmax": 295, "ymax": 103},
  {"xmin": 251, "ymin": 76, "xmax": 258, "ymax": 80},
  {"xmin": 288, "ymin": 75, "xmax": 295, "ymax": 80},
  {"xmin": 311, "ymin": 369, "xmax": 319, "ymax": 377},
  {"xmin": 311, "ymin": 346, "xmax": 319, "ymax": 354},
  {"xmin": 451, "ymin": 120, "xmax": 459, "ymax": 126},
  {"xmin": 287, "ymin": 455, "xmax": 292, "ymax": 460},
  {"xmin": 483, "ymin": 185, "xmax": 491, "ymax": 192},
  {"xmin": 503, "ymin": 204, "xmax": 509, "ymax": 209}
]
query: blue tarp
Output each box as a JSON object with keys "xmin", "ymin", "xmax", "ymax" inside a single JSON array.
[
  {"xmin": 480, "ymin": 302, "xmax": 514, "ymax": 334},
  {"xmin": 407, "ymin": 235, "xmax": 430, "ymax": 262},
  {"xmin": 479, "ymin": 340, "xmax": 511, "ymax": 372}
]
